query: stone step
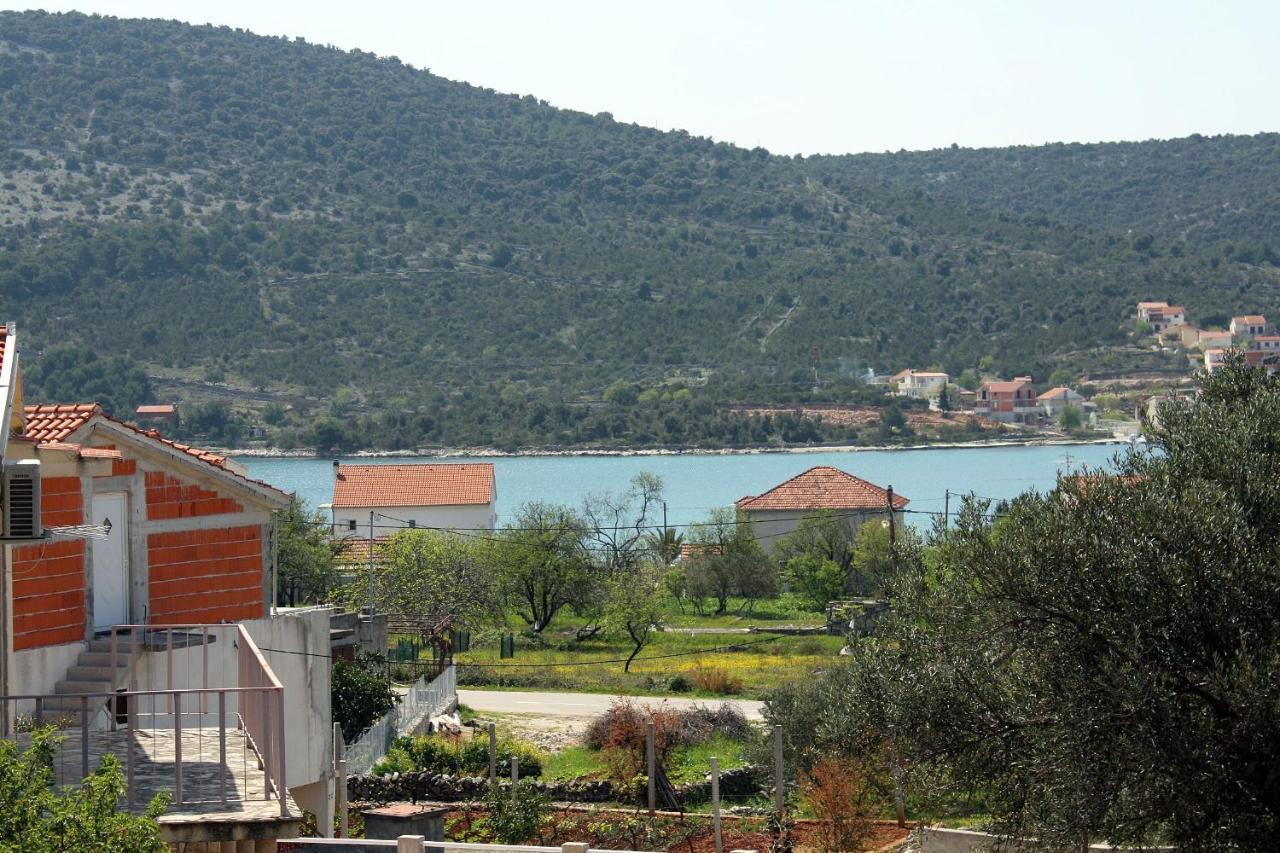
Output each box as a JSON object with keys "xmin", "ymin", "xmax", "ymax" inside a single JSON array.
[
  {"xmin": 67, "ymin": 665, "xmax": 127, "ymax": 682},
  {"xmin": 86, "ymin": 636, "xmax": 140, "ymax": 654},
  {"xmin": 76, "ymin": 651, "xmax": 136, "ymax": 667},
  {"xmin": 53, "ymin": 679, "xmax": 112, "ymax": 696}
]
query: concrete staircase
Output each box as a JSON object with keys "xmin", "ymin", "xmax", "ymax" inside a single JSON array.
[{"xmin": 45, "ymin": 636, "xmax": 139, "ymax": 715}]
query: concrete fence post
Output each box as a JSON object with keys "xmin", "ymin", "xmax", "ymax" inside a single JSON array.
[
  {"xmin": 561, "ymin": 844, "xmax": 589, "ymax": 853},
  {"xmin": 488, "ymin": 722, "xmax": 497, "ymax": 786},
  {"xmin": 772, "ymin": 725, "xmax": 785, "ymax": 814},
  {"xmin": 396, "ymin": 836, "xmax": 426, "ymax": 853},
  {"xmin": 336, "ymin": 759, "xmax": 349, "ymax": 838},
  {"xmin": 511, "ymin": 755, "xmax": 519, "ymax": 803},
  {"xmin": 711, "ymin": 756, "xmax": 723, "ymax": 853},
  {"xmin": 646, "ymin": 721, "xmax": 656, "ymax": 815}
]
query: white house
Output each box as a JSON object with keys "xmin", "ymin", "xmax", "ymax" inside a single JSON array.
[
  {"xmin": 890, "ymin": 369, "xmax": 949, "ymax": 399},
  {"xmin": 736, "ymin": 466, "xmax": 908, "ymax": 553},
  {"xmin": 1137, "ymin": 301, "xmax": 1186, "ymax": 332},
  {"xmin": 326, "ymin": 462, "xmax": 497, "ymax": 538},
  {"xmin": 1037, "ymin": 386, "xmax": 1086, "ymax": 418},
  {"xmin": 1248, "ymin": 335, "xmax": 1280, "ymax": 353},
  {"xmin": 1230, "ymin": 315, "xmax": 1267, "ymax": 339}
]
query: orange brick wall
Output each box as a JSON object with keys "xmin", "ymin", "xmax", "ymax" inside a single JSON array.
[
  {"xmin": 147, "ymin": 525, "xmax": 264, "ymax": 623},
  {"xmin": 11, "ymin": 476, "xmax": 86, "ymax": 650},
  {"xmin": 145, "ymin": 471, "xmax": 243, "ymax": 520}
]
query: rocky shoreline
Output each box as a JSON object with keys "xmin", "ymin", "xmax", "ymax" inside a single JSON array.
[{"xmin": 223, "ymin": 435, "xmax": 1132, "ymax": 460}]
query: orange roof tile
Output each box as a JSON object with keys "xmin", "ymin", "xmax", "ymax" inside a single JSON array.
[
  {"xmin": 22, "ymin": 404, "xmax": 99, "ymax": 443},
  {"xmin": 21, "ymin": 403, "xmax": 286, "ymax": 502},
  {"xmin": 980, "ymin": 378, "xmax": 1034, "ymax": 394},
  {"xmin": 332, "ymin": 463, "xmax": 496, "ymax": 508},
  {"xmin": 1036, "ymin": 386, "xmax": 1077, "ymax": 401},
  {"xmin": 336, "ymin": 537, "xmax": 389, "ymax": 565},
  {"xmin": 1234, "ymin": 315, "xmax": 1267, "ymax": 325},
  {"xmin": 736, "ymin": 466, "xmax": 908, "ymax": 512}
]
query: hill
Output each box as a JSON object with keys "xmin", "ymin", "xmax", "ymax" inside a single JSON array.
[{"xmin": 0, "ymin": 11, "xmax": 1277, "ymax": 451}]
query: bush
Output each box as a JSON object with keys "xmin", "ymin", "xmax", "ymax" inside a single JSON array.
[
  {"xmin": 675, "ymin": 703, "xmax": 752, "ymax": 744},
  {"xmin": 689, "ymin": 666, "xmax": 745, "ymax": 695},
  {"xmin": 372, "ymin": 733, "xmax": 544, "ymax": 778},
  {"xmin": 472, "ymin": 780, "xmax": 549, "ymax": 844},
  {"xmin": 798, "ymin": 758, "xmax": 874, "ymax": 853},
  {"xmin": 667, "ymin": 674, "xmax": 692, "ymax": 693}
]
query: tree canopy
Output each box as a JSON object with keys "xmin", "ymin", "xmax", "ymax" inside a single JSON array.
[{"xmin": 765, "ymin": 354, "xmax": 1280, "ymax": 848}]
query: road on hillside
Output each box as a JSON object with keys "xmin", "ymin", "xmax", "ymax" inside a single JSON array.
[{"xmin": 458, "ymin": 689, "xmax": 766, "ymax": 721}]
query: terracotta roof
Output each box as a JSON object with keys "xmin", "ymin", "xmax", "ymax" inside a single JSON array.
[
  {"xmin": 0, "ymin": 325, "xmax": 7, "ymax": 376},
  {"xmin": 136, "ymin": 404, "xmax": 177, "ymax": 415},
  {"xmin": 980, "ymin": 378, "xmax": 1034, "ymax": 394},
  {"xmin": 736, "ymin": 466, "xmax": 908, "ymax": 512},
  {"xmin": 678, "ymin": 542, "xmax": 725, "ymax": 561},
  {"xmin": 22, "ymin": 404, "xmax": 98, "ymax": 443},
  {"xmin": 39, "ymin": 442, "xmax": 124, "ymax": 460},
  {"xmin": 1037, "ymin": 386, "xmax": 1077, "ymax": 401},
  {"xmin": 335, "ymin": 537, "xmax": 389, "ymax": 565},
  {"xmin": 1137, "ymin": 301, "xmax": 1169, "ymax": 309},
  {"xmin": 1234, "ymin": 315, "xmax": 1266, "ymax": 324},
  {"xmin": 332, "ymin": 463, "xmax": 496, "ymax": 508},
  {"xmin": 20, "ymin": 403, "xmax": 287, "ymax": 502}
]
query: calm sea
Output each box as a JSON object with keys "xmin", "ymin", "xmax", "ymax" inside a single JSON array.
[{"xmin": 237, "ymin": 443, "xmax": 1126, "ymax": 530}]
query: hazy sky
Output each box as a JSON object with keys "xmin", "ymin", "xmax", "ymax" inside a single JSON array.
[{"xmin": 9, "ymin": 1, "xmax": 1279, "ymax": 155}]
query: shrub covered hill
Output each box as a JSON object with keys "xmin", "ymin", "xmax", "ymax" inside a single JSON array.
[{"xmin": 1, "ymin": 11, "xmax": 1279, "ymax": 450}]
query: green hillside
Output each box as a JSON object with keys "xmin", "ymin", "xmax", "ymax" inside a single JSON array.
[{"xmin": 0, "ymin": 11, "xmax": 1277, "ymax": 450}]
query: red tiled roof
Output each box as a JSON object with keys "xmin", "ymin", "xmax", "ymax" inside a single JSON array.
[
  {"xmin": 21, "ymin": 404, "xmax": 98, "ymax": 443},
  {"xmin": 736, "ymin": 466, "xmax": 908, "ymax": 512},
  {"xmin": 980, "ymin": 378, "xmax": 1034, "ymax": 394},
  {"xmin": 136, "ymin": 404, "xmax": 177, "ymax": 415},
  {"xmin": 23, "ymin": 404, "xmax": 227, "ymax": 467},
  {"xmin": 336, "ymin": 537, "xmax": 389, "ymax": 565},
  {"xmin": 678, "ymin": 542, "xmax": 725, "ymax": 561},
  {"xmin": 1036, "ymin": 386, "xmax": 1076, "ymax": 401},
  {"xmin": 21, "ymin": 403, "xmax": 287, "ymax": 502},
  {"xmin": 1234, "ymin": 315, "xmax": 1266, "ymax": 324},
  {"xmin": 332, "ymin": 463, "xmax": 496, "ymax": 508}
]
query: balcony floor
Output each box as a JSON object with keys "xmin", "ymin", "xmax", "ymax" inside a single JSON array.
[{"xmin": 18, "ymin": 725, "xmax": 299, "ymax": 834}]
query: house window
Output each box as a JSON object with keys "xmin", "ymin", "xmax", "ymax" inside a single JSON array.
[{"xmin": 347, "ymin": 519, "xmax": 357, "ymax": 532}]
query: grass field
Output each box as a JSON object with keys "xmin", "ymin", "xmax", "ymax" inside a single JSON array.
[{"xmin": 454, "ymin": 624, "xmax": 844, "ymax": 699}]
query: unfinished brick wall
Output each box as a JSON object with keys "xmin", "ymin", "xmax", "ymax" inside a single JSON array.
[
  {"xmin": 147, "ymin": 525, "xmax": 265, "ymax": 623},
  {"xmin": 145, "ymin": 471, "xmax": 242, "ymax": 520},
  {"xmin": 11, "ymin": 476, "xmax": 86, "ymax": 649}
]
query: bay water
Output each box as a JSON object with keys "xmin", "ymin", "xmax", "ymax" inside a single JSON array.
[{"xmin": 238, "ymin": 442, "xmax": 1126, "ymax": 531}]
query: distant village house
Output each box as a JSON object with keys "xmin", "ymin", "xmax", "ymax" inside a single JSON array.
[
  {"xmin": 134, "ymin": 403, "xmax": 179, "ymax": 429},
  {"xmin": 736, "ymin": 465, "xmax": 908, "ymax": 553},
  {"xmin": 1137, "ymin": 301, "xmax": 1186, "ymax": 332},
  {"xmin": 974, "ymin": 376, "xmax": 1038, "ymax": 424},
  {"xmin": 325, "ymin": 462, "xmax": 498, "ymax": 538},
  {"xmin": 1230, "ymin": 315, "xmax": 1267, "ymax": 339},
  {"xmin": 890, "ymin": 369, "xmax": 949, "ymax": 400}
]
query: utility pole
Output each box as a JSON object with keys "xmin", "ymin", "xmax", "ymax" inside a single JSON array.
[
  {"xmin": 270, "ymin": 510, "xmax": 279, "ymax": 614},
  {"xmin": 367, "ymin": 510, "xmax": 376, "ymax": 616},
  {"xmin": 943, "ymin": 489, "xmax": 950, "ymax": 531},
  {"xmin": 886, "ymin": 485, "xmax": 896, "ymax": 548}
]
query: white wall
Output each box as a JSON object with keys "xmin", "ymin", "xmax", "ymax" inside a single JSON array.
[
  {"xmin": 128, "ymin": 608, "xmax": 332, "ymax": 794},
  {"xmin": 744, "ymin": 509, "xmax": 892, "ymax": 553},
  {"xmin": 331, "ymin": 503, "xmax": 497, "ymax": 538},
  {"xmin": 8, "ymin": 641, "xmax": 84, "ymax": 714}
]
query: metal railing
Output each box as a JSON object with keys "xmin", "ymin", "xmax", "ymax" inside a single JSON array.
[
  {"xmin": 0, "ymin": 623, "xmax": 289, "ymax": 817},
  {"xmin": 346, "ymin": 663, "xmax": 456, "ymax": 775}
]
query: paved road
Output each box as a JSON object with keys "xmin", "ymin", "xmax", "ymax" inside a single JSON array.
[{"xmin": 458, "ymin": 689, "xmax": 766, "ymax": 721}]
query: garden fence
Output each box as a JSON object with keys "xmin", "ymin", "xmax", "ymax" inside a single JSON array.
[{"xmin": 346, "ymin": 663, "xmax": 456, "ymax": 775}]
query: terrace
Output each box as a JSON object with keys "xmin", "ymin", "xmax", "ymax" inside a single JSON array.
[{"xmin": 0, "ymin": 624, "xmax": 299, "ymax": 848}]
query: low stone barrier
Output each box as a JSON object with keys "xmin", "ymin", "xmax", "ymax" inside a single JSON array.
[{"xmin": 347, "ymin": 763, "xmax": 770, "ymax": 806}]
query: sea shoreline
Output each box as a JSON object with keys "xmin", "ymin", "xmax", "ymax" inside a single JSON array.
[{"xmin": 225, "ymin": 435, "xmax": 1134, "ymax": 460}]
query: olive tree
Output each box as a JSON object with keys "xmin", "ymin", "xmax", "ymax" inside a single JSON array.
[{"xmin": 768, "ymin": 354, "xmax": 1280, "ymax": 849}]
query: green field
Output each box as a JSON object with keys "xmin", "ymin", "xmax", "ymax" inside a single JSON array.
[{"xmin": 454, "ymin": 618, "xmax": 842, "ymax": 699}]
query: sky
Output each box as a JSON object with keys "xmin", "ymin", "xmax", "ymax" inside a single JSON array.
[{"xmin": 8, "ymin": 0, "xmax": 1279, "ymax": 155}]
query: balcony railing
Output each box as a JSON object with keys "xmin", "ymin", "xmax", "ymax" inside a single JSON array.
[{"xmin": 0, "ymin": 623, "xmax": 288, "ymax": 817}]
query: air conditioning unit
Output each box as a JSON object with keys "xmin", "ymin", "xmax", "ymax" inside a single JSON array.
[{"xmin": 3, "ymin": 460, "xmax": 42, "ymax": 541}]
